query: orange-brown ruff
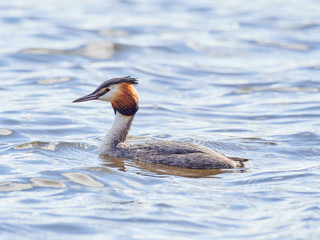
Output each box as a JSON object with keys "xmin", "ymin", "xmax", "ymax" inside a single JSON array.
[
  {"xmin": 73, "ymin": 76, "xmax": 248, "ymax": 169},
  {"xmin": 112, "ymin": 83, "xmax": 138, "ymax": 116}
]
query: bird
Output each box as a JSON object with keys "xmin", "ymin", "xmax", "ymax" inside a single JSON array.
[{"xmin": 73, "ymin": 76, "xmax": 248, "ymax": 169}]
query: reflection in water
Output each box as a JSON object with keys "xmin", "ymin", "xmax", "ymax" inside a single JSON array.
[
  {"xmin": 14, "ymin": 141, "xmax": 60, "ymax": 151},
  {"xmin": 37, "ymin": 77, "xmax": 71, "ymax": 85},
  {"xmin": 14, "ymin": 141, "xmax": 91, "ymax": 151},
  {"xmin": 23, "ymin": 42, "xmax": 117, "ymax": 60},
  {"xmin": 31, "ymin": 178, "xmax": 67, "ymax": 188},
  {"xmin": 253, "ymin": 40, "xmax": 309, "ymax": 51},
  {"xmin": 0, "ymin": 182, "xmax": 33, "ymax": 192},
  {"xmin": 99, "ymin": 154, "xmax": 127, "ymax": 171},
  {"xmin": 62, "ymin": 172, "xmax": 103, "ymax": 187},
  {"xmin": 100, "ymin": 153, "xmax": 247, "ymax": 178},
  {"xmin": 0, "ymin": 173, "xmax": 103, "ymax": 192},
  {"xmin": 0, "ymin": 129, "xmax": 12, "ymax": 135}
]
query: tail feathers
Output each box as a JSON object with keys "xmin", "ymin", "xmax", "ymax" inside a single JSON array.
[{"xmin": 229, "ymin": 157, "xmax": 249, "ymax": 168}]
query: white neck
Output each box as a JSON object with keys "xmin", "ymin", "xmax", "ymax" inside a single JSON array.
[{"xmin": 99, "ymin": 112, "xmax": 135, "ymax": 153}]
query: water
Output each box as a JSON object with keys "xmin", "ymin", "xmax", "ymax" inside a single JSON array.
[{"xmin": 1, "ymin": 0, "xmax": 320, "ymax": 239}]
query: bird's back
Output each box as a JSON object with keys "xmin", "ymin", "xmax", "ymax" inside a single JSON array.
[{"xmin": 109, "ymin": 141, "xmax": 247, "ymax": 169}]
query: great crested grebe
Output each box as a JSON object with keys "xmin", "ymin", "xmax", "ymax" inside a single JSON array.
[{"xmin": 73, "ymin": 76, "xmax": 248, "ymax": 169}]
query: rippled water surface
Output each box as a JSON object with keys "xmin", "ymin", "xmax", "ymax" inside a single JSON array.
[{"xmin": 1, "ymin": 0, "xmax": 320, "ymax": 239}]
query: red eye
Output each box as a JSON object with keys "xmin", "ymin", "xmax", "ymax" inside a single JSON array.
[{"xmin": 105, "ymin": 88, "xmax": 110, "ymax": 92}]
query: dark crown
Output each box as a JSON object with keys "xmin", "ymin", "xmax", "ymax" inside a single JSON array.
[{"xmin": 93, "ymin": 76, "xmax": 138, "ymax": 93}]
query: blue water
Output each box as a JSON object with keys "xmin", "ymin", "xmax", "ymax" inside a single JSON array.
[{"xmin": 1, "ymin": 0, "xmax": 320, "ymax": 239}]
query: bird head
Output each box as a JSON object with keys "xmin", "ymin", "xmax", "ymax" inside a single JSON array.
[{"xmin": 73, "ymin": 76, "xmax": 139, "ymax": 116}]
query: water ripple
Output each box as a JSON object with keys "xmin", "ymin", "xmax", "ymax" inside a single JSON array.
[{"xmin": 1, "ymin": 0, "xmax": 320, "ymax": 239}]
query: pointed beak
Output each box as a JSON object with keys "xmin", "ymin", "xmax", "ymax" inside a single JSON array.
[{"xmin": 73, "ymin": 92, "xmax": 100, "ymax": 103}]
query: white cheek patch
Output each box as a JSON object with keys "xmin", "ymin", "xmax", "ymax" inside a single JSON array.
[{"xmin": 98, "ymin": 84, "xmax": 120, "ymax": 102}]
